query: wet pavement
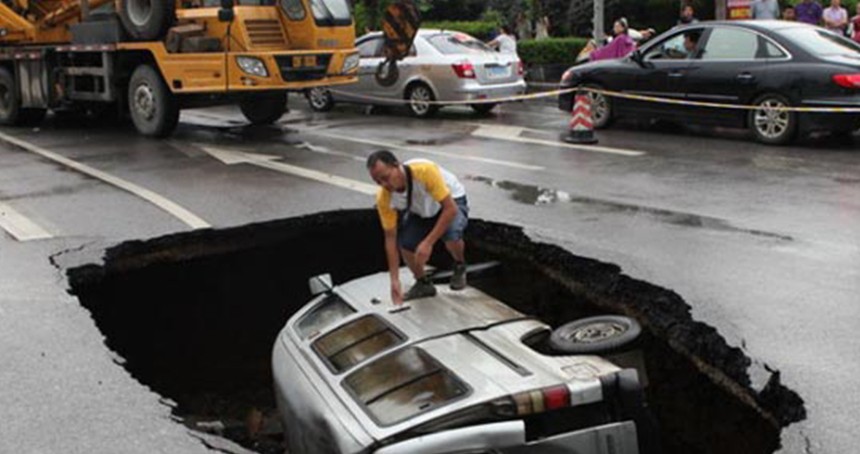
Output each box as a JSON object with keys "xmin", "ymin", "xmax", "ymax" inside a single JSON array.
[{"xmin": 1, "ymin": 96, "xmax": 858, "ymax": 453}]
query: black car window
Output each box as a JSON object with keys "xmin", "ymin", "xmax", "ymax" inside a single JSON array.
[
  {"xmin": 701, "ymin": 28, "xmax": 757, "ymax": 60},
  {"xmin": 763, "ymin": 40, "xmax": 787, "ymax": 59},
  {"xmin": 344, "ymin": 347, "xmax": 469, "ymax": 426},
  {"xmin": 358, "ymin": 38, "xmax": 383, "ymax": 58},
  {"xmin": 644, "ymin": 30, "xmax": 703, "ymax": 60},
  {"xmin": 781, "ymin": 27, "xmax": 860, "ymax": 56},
  {"xmin": 313, "ymin": 315, "xmax": 405, "ymax": 373}
]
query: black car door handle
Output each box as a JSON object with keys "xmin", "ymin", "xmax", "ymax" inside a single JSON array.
[
  {"xmin": 737, "ymin": 73, "xmax": 755, "ymax": 82},
  {"xmin": 668, "ymin": 71, "xmax": 685, "ymax": 78}
]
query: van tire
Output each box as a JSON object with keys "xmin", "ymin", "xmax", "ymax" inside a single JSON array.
[{"xmin": 550, "ymin": 315, "xmax": 642, "ymax": 354}]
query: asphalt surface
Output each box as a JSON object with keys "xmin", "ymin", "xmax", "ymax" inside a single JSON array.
[{"xmin": 1, "ymin": 95, "xmax": 858, "ymax": 454}]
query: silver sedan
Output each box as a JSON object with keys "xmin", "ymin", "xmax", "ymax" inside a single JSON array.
[{"xmin": 305, "ymin": 29, "xmax": 528, "ymax": 117}]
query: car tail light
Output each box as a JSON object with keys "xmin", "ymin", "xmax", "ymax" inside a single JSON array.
[
  {"xmin": 494, "ymin": 384, "xmax": 571, "ymax": 417},
  {"xmin": 517, "ymin": 61, "xmax": 524, "ymax": 76},
  {"xmin": 452, "ymin": 61, "xmax": 475, "ymax": 79},
  {"xmin": 833, "ymin": 74, "xmax": 860, "ymax": 88}
]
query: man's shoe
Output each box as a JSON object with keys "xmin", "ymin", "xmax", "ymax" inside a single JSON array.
[
  {"xmin": 404, "ymin": 277, "xmax": 437, "ymax": 301},
  {"xmin": 450, "ymin": 262, "xmax": 467, "ymax": 290}
]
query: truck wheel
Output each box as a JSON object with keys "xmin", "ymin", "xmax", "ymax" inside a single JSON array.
[
  {"xmin": 549, "ymin": 315, "xmax": 642, "ymax": 354},
  {"xmin": 128, "ymin": 65, "xmax": 179, "ymax": 137},
  {"xmin": 119, "ymin": 0, "xmax": 176, "ymax": 41},
  {"xmin": 0, "ymin": 68, "xmax": 45, "ymax": 127},
  {"xmin": 240, "ymin": 93, "xmax": 288, "ymax": 125}
]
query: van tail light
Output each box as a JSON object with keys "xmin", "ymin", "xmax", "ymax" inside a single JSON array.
[
  {"xmin": 517, "ymin": 61, "xmax": 524, "ymax": 76},
  {"xmin": 833, "ymin": 74, "xmax": 860, "ymax": 88},
  {"xmin": 494, "ymin": 385, "xmax": 571, "ymax": 417},
  {"xmin": 452, "ymin": 61, "xmax": 476, "ymax": 79}
]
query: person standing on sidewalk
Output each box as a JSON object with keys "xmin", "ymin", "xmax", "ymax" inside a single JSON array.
[
  {"xmin": 795, "ymin": 0, "xmax": 824, "ymax": 25},
  {"xmin": 823, "ymin": 0, "xmax": 848, "ymax": 35},
  {"xmin": 751, "ymin": 0, "xmax": 781, "ymax": 19},
  {"xmin": 367, "ymin": 150, "xmax": 469, "ymax": 306}
]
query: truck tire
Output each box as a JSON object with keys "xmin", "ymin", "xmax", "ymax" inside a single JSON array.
[
  {"xmin": 240, "ymin": 93, "xmax": 288, "ymax": 125},
  {"xmin": 0, "ymin": 67, "xmax": 45, "ymax": 127},
  {"xmin": 128, "ymin": 65, "xmax": 179, "ymax": 137},
  {"xmin": 119, "ymin": 0, "xmax": 176, "ymax": 41}
]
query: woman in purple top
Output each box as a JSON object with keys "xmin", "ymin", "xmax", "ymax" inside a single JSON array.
[
  {"xmin": 795, "ymin": 0, "xmax": 824, "ymax": 25},
  {"xmin": 590, "ymin": 18, "xmax": 637, "ymax": 62}
]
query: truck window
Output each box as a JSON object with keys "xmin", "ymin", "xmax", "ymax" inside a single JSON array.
[
  {"xmin": 344, "ymin": 347, "xmax": 469, "ymax": 426},
  {"xmin": 295, "ymin": 293, "xmax": 355, "ymax": 340},
  {"xmin": 309, "ymin": 0, "xmax": 352, "ymax": 26},
  {"xmin": 313, "ymin": 315, "xmax": 405, "ymax": 373}
]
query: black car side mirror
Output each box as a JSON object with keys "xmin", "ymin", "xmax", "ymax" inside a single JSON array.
[{"xmin": 630, "ymin": 49, "xmax": 645, "ymax": 67}]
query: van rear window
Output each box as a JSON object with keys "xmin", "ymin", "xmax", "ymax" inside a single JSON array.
[
  {"xmin": 313, "ymin": 315, "xmax": 405, "ymax": 373},
  {"xmin": 344, "ymin": 347, "xmax": 469, "ymax": 426},
  {"xmin": 295, "ymin": 293, "xmax": 355, "ymax": 340}
]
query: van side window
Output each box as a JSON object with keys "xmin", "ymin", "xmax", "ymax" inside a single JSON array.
[
  {"xmin": 313, "ymin": 315, "xmax": 405, "ymax": 372},
  {"xmin": 295, "ymin": 293, "xmax": 355, "ymax": 340},
  {"xmin": 344, "ymin": 347, "xmax": 469, "ymax": 426}
]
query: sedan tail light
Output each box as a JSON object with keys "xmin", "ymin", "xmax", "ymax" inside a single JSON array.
[
  {"xmin": 517, "ymin": 61, "xmax": 524, "ymax": 76},
  {"xmin": 451, "ymin": 61, "xmax": 476, "ymax": 79},
  {"xmin": 832, "ymin": 74, "xmax": 860, "ymax": 89}
]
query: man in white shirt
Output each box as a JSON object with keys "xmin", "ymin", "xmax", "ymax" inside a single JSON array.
[
  {"xmin": 823, "ymin": 0, "xmax": 848, "ymax": 34},
  {"xmin": 488, "ymin": 25, "xmax": 518, "ymax": 55},
  {"xmin": 751, "ymin": 0, "xmax": 780, "ymax": 19}
]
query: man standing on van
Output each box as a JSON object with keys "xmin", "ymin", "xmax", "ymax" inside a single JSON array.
[{"xmin": 367, "ymin": 150, "xmax": 469, "ymax": 305}]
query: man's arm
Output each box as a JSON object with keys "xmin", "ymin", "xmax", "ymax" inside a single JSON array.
[
  {"xmin": 384, "ymin": 228, "xmax": 404, "ymax": 305},
  {"xmin": 414, "ymin": 196, "xmax": 457, "ymax": 265}
]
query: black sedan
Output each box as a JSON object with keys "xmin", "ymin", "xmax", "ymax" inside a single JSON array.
[{"xmin": 559, "ymin": 21, "xmax": 860, "ymax": 144}]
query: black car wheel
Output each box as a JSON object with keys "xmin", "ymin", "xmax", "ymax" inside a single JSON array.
[
  {"xmin": 405, "ymin": 83, "xmax": 439, "ymax": 118},
  {"xmin": 549, "ymin": 315, "xmax": 642, "ymax": 354},
  {"xmin": 583, "ymin": 84, "xmax": 613, "ymax": 129},
  {"xmin": 749, "ymin": 93, "xmax": 797, "ymax": 145},
  {"xmin": 305, "ymin": 87, "xmax": 335, "ymax": 112}
]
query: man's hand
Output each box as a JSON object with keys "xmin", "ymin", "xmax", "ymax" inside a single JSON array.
[
  {"xmin": 415, "ymin": 240, "xmax": 433, "ymax": 267},
  {"xmin": 391, "ymin": 278, "xmax": 403, "ymax": 306}
]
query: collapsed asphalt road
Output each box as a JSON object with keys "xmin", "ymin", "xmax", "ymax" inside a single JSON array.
[{"xmin": 67, "ymin": 210, "xmax": 805, "ymax": 454}]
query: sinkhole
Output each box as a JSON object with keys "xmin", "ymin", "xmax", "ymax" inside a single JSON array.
[{"xmin": 66, "ymin": 209, "xmax": 805, "ymax": 454}]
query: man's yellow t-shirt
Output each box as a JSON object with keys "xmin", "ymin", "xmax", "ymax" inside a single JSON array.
[{"xmin": 375, "ymin": 159, "xmax": 465, "ymax": 230}]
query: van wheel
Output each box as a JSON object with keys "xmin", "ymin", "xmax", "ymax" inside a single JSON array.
[
  {"xmin": 128, "ymin": 65, "xmax": 179, "ymax": 137},
  {"xmin": 119, "ymin": 0, "xmax": 176, "ymax": 41},
  {"xmin": 549, "ymin": 315, "xmax": 642, "ymax": 354},
  {"xmin": 405, "ymin": 83, "xmax": 438, "ymax": 118},
  {"xmin": 240, "ymin": 93, "xmax": 288, "ymax": 125},
  {"xmin": 749, "ymin": 93, "xmax": 797, "ymax": 145},
  {"xmin": 305, "ymin": 88, "xmax": 335, "ymax": 112}
]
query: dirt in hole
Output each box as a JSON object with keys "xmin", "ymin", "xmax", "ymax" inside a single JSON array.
[{"xmin": 67, "ymin": 209, "xmax": 804, "ymax": 454}]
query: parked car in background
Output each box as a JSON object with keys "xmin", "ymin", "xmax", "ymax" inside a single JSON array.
[
  {"xmin": 272, "ymin": 268, "xmax": 659, "ymax": 454},
  {"xmin": 305, "ymin": 30, "xmax": 527, "ymax": 118},
  {"xmin": 559, "ymin": 21, "xmax": 860, "ymax": 144}
]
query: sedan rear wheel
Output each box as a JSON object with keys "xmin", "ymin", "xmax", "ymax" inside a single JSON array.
[
  {"xmin": 749, "ymin": 93, "xmax": 797, "ymax": 145},
  {"xmin": 405, "ymin": 83, "xmax": 438, "ymax": 118}
]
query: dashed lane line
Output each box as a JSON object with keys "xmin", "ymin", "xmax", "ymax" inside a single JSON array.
[
  {"xmin": 0, "ymin": 201, "xmax": 52, "ymax": 241},
  {"xmin": 0, "ymin": 131, "xmax": 211, "ymax": 230},
  {"xmin": 469, "ymin": 125, "xmax": 646, "ymax": 157}
]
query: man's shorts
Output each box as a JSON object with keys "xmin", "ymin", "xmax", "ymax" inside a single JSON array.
[{"xmin": 398, "ymin": 196, "xmax": 469, "ymax": 252}]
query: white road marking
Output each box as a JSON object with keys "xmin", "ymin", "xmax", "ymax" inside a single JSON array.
[
  {"xmin": 0, "ymin": 131, "xmax": 210, "ymax": 230},
  {"xmin": 295, "ymin": 142, "xmax": 365, "ymax": 162},
  {"xmin": 305, "ymin": 130, "xmax": 546, "ymax": 171},
  {"xmin": 469, "ymin": 125, "xmax": 646, "ymax": 156},
  {"xmin": 0, "ymin": 201, "xmax": 52, "ymax": 241},
  {"xmin": 198, "ymin": 145, "xmax": 378, "ymax": 195}
]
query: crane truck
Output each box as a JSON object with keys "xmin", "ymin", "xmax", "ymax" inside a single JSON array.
[{"xmin": 0, "ymin": 0, "xmax": 359, "ymax": 136}]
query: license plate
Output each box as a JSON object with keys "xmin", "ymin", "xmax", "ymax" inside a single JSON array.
[
  {"xmin": 487, "ymin": 66, "xmax": 509, "ymax": 78},
  {"xmin": 292, "ymin": 55, "xmax": 318, "ymax": 67}
]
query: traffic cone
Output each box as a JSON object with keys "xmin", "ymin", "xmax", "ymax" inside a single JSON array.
[{"xmin": 562, "ymin": 89, "xmax": 598, "ymax": 144}]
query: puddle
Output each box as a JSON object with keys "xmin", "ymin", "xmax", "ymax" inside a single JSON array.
[
  {"xmin": 66, "ymin": 210, "xmax": 804, "ymax": 454},
  {"xmin": 467, "ymin": 175, "xmax": 794, "ymax": 242}
]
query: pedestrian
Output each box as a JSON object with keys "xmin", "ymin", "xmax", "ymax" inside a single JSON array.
[
  {"xmin": 487, "ymin": 25, "xmax": 518, "ymax": 54},
  {"xmin": 515, "ymin": 11, "xmax": 533, "ymax": 41},
  {"xmin": 535, "ymin": 15, "xmax": 550, "ymax": 40},
  {"xmin": 795, "ymin": 0, "xmax": 823, "ymax": 25},
  {"xmin": 782, "ymin": 5, "xmax": 797, "ymax": 20},
  {"xmin": 367, "ymin": 150, "xmax": 469, "ymax": 306},
  {"xmin": 823, "ymin": 0, "xmax": 848, "ymax": 34},
  {"xmin": 850, "ymin": 3, "xmax": 860, "ymax": 42},
  {"xmin": 589, "ymin": 18, "xmax": 637, "ymax": 61},
  {"xmin": 751, "ymin": 0, "xmax": 781, "ymax": 19},
  {"xmin": 677, "ymin": 4, "xmax": 699, "ymax": 25}
]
